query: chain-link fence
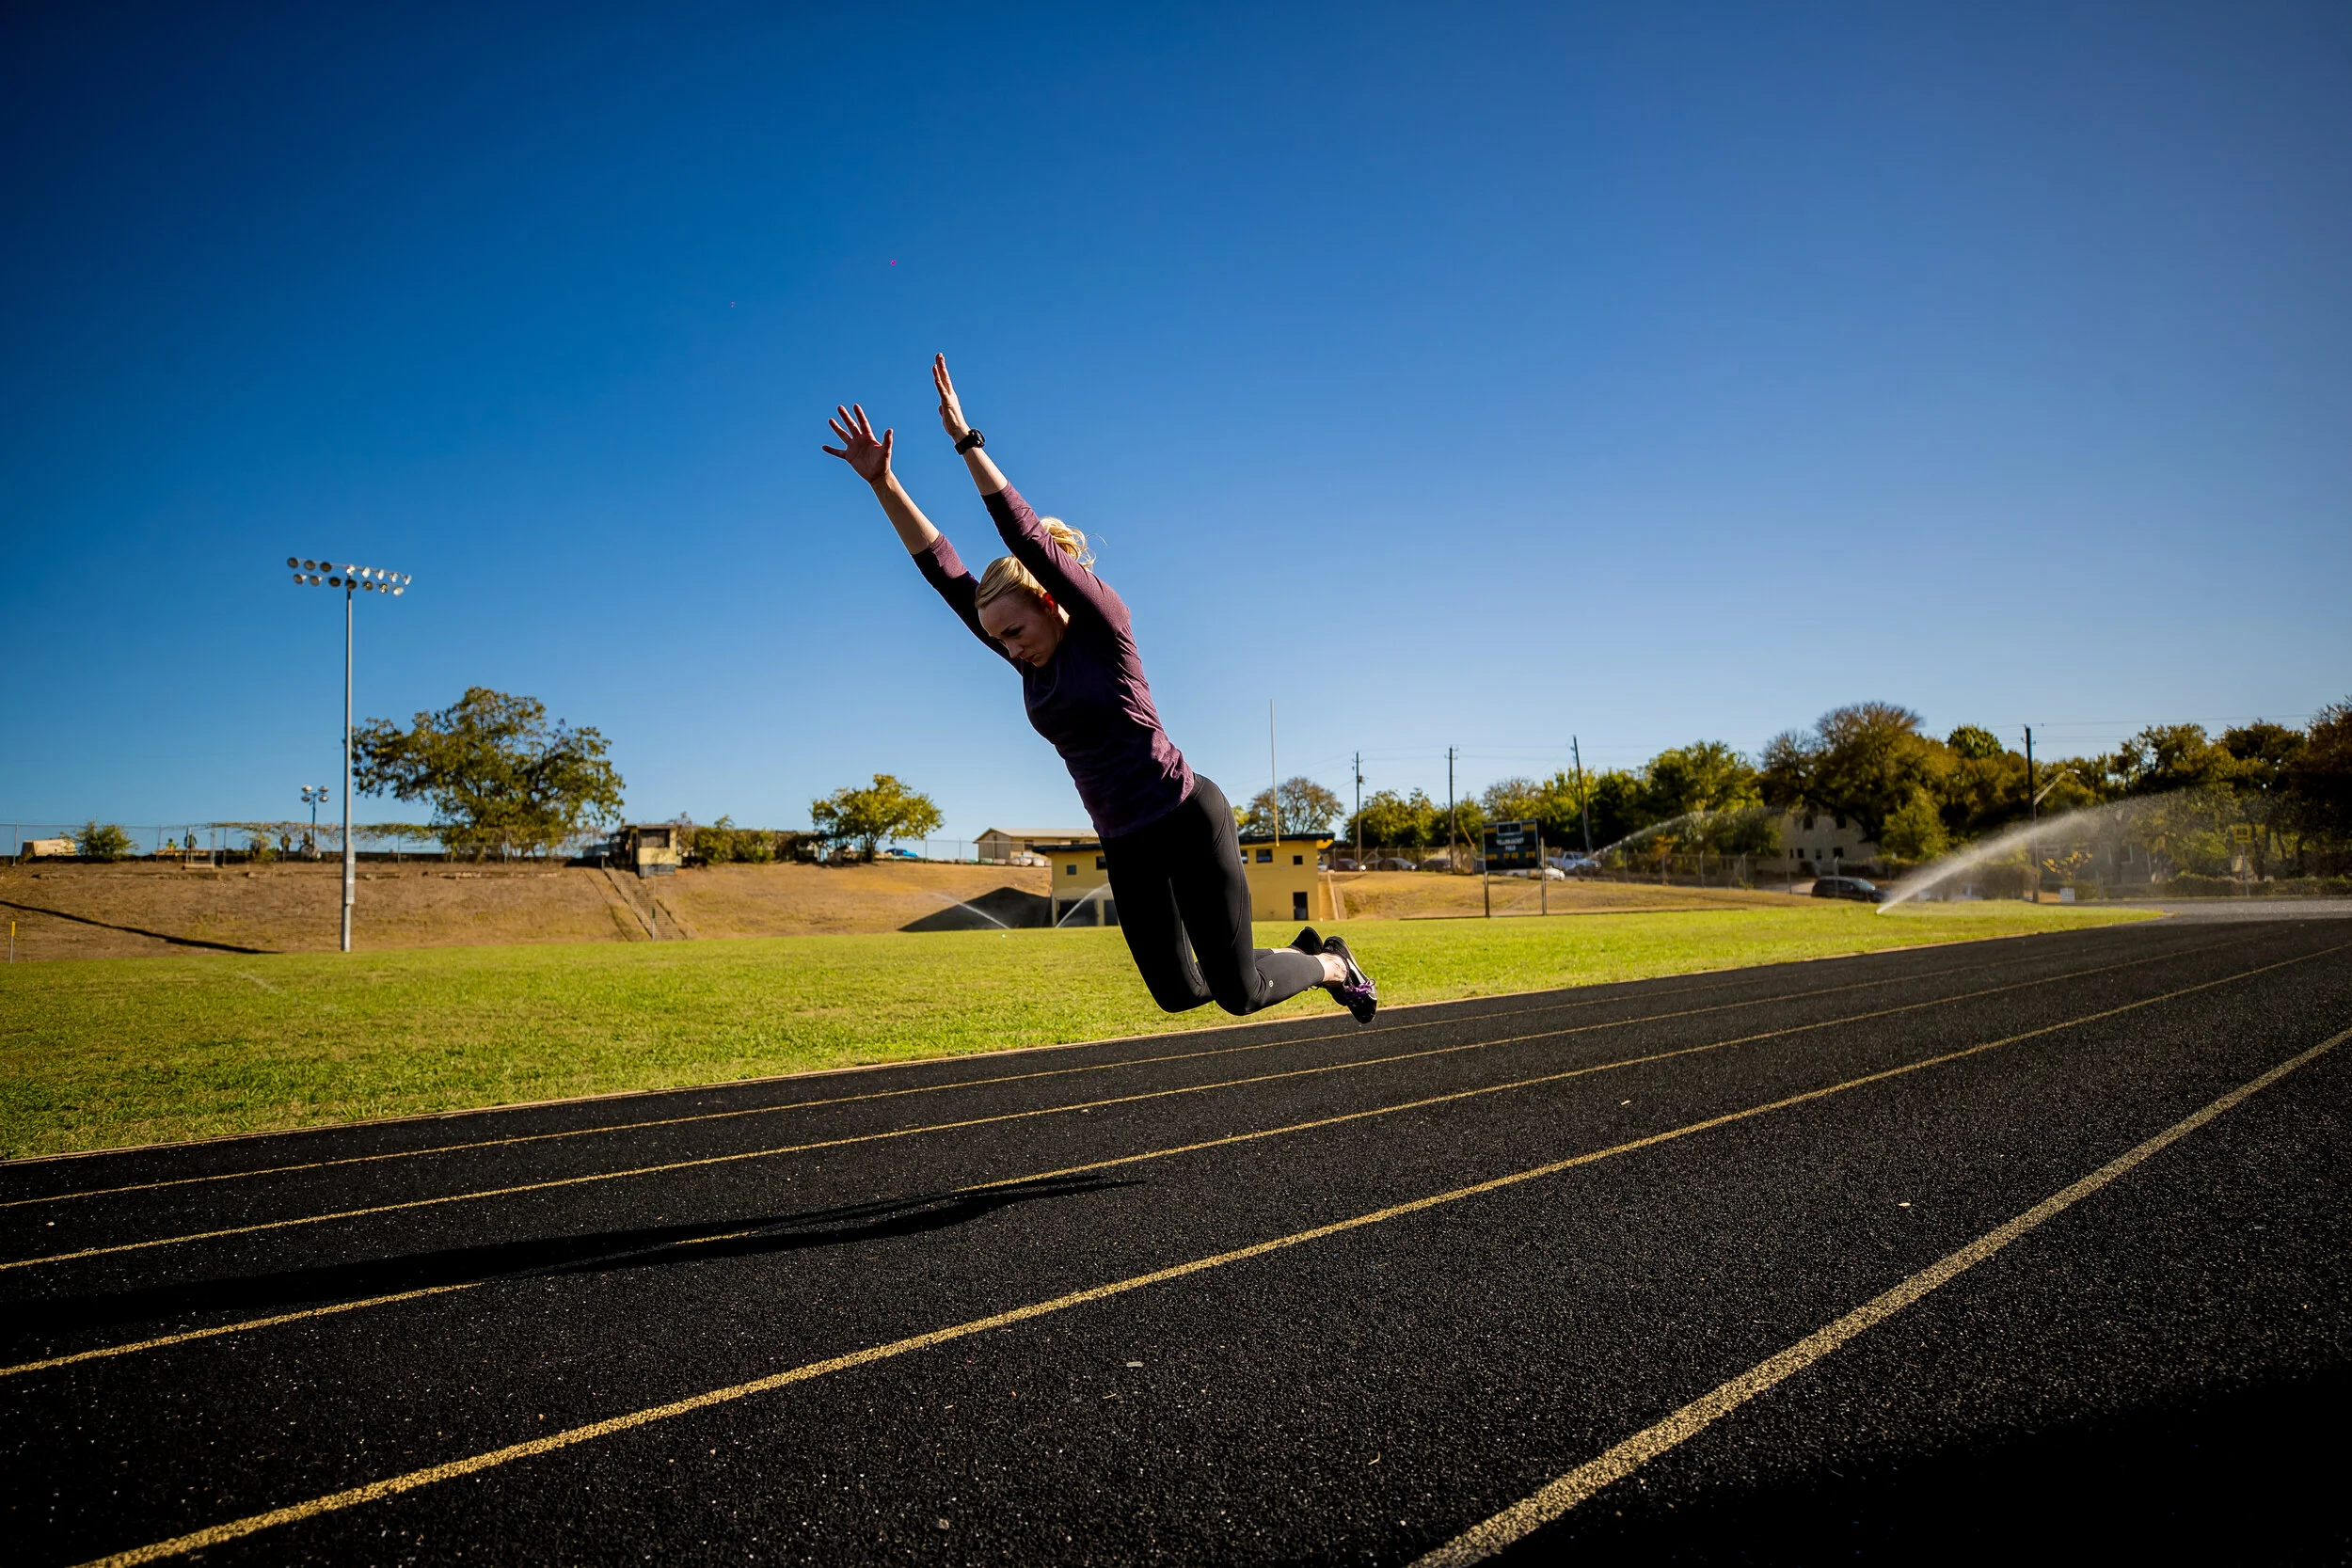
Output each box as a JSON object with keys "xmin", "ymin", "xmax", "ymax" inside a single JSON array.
[{"xmin": 7, "ymin": 822, "xmax": 448, "ymax": 864}]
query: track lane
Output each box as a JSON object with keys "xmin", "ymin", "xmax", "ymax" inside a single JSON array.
[
  {"xmin": 0, "ymin": 928, "xmax": 2285, "ymax": 1380},
  {"xmin": 8, "ymin": 926, "xmax": 2343, "ymax": 1560},
  {"xmin": 0, "ymin": 920, "xmax": 2198, "ymax": 1214},
  {"xmin": 1481, "ymin": 1020, "xmax": 2352, "ymax": 1565},
  {"xmin": 0, "ymin": 930, "xmax": 2240, "ymax": 1272},
  {"xmin": 1415, "ymin": 1022, "xmax": 2352, "ymax": 1565}
]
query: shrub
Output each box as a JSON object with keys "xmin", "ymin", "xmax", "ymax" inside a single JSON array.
[
  {"xmin": 75, "ymin": 822, "xmax": 137, "ymax": 862},
  {"xmin": 1973, "ymin": 864, "xmax": 2030, "ymax": 899},
  {"xmin": 2265, "ymin": 876, "xmax": 2352, "ymax": 897},
  {"xmin": 689, "ymin": 816, "xmax": 787, "ymax": 866}
]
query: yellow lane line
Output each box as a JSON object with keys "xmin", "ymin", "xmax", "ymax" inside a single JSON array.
[
  {"xmin": 67, "ymin": 945, "xmax": 2338, "ymax": 1568},
  {"xmin": 0, "ymin": 942, "xmax": 2227, "ymax": 1373},
  {"xmin": 1410, "ymin": 1017, "xmax": 2352, "ymax": 1567},
  {"xmin": 1, "ymin": 947, "xmax": 2189, "ymax": 1274},
  {"xmin": 0, "ymin": 974, "xmax": 2026, "ymax": 1378},
  {"xmin": 3, "ymin": 955, "xmax": 2031, "ymax": 1209},
  {"xmin": 0, "ymin": 1285, "xmax": 477, "ymax": 1378},
  {"xmin": 0, "ymin": 1223, "xmax": 772, "ymax": 1381}
]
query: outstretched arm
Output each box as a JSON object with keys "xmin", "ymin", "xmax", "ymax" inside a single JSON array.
[
  {"xmin": 821, "ymin": 404, "xmax": 941, "ymax": 556},
  {"xmin": 823, "ymin": 401, "xmax": 1009, "ymax": 661},
  {"xmin": 930, "ymin": 354, "xmax": 1131, "ymax": 639},
  {"xmin": 932, "ymin": 355, "xmax": 1009, "ymax": 498}
]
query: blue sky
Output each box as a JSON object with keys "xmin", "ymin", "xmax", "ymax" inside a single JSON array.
[{"xmin": 4, "ymin": 1, "xmax": 2346, "ymax": 838}]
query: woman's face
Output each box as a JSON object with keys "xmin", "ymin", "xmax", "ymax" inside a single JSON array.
[{"xmin": 978, "ymin": 589, "xmax": 1068, "ymax": 668}]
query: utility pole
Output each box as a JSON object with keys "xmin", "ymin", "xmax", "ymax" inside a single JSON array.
[
  {"xmin": 1447, "ymin": 746, "xmax": 1457, "ymax": 873},
  {"xmin": 2024, "ymin": 724, "xmax": 2038, "ymax": 904},
  {"xmin": 1571, "ymin": 735, "xmax": 1593, "ymax": 855},
  {"xmin": 1352, "ymin": 752, "xmax": 1363, "ymax": 870}
]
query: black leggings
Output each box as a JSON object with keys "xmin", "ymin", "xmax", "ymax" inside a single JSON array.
[{"xmin": 1102, "ymin": 775, "xmax": 1328, "ymax": 1016}]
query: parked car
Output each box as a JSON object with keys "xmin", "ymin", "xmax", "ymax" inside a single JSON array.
[
  {"xmin": 1549, "ymin": 854, "xmax": 1602, "ymax": 876},
  {"xmin": 1371, "ymin": 856, "xmax": 1419, "ymax": 871},
  {"xmin": 1810, "ymin": 875, "xmax": 1888, "ymax": 904}
]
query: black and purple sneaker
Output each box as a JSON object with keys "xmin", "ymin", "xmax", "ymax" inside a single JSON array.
[{"xmin": 1320, "ymin": 935, "xmax": 1378, "ymax": 1023}]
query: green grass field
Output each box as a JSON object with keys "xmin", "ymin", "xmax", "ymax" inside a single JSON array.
[{"xmin": 0, "ymin": 902, "xmax": 2151, "ymax": 1158}]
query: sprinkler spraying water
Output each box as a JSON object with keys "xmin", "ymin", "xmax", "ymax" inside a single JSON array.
[
  {"xmin": 1874, "ymin": 792, "xmax": 2235, "ymax": 911},
  {"xmin": 911, "ymin": 889, "xmax": 1017, "ymax": 929}
]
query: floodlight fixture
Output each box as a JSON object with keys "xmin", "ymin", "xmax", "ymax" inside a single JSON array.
[{"xmin": 278, "ymin": 552, "xmax": 417, "ymax": 951}]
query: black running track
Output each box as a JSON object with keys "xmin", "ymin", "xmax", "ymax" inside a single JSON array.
[{"xmin": 5, "ymin": 915, "xmax": 2348, "ymax": 1566}]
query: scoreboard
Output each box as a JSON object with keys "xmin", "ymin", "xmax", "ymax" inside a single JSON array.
[{"xmin": 1482, "ymin": 819, "xmax": 1542, "ymax": 872}]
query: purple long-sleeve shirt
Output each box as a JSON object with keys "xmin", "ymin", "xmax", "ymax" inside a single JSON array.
[{"xmin": 914, "ymin": 483, "xmax": 1195, "ymax": 839}]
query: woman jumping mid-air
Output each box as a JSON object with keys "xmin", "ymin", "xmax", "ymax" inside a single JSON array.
[{"xmin": 823, "ymin": 356, "xmax": 1378, "ymax": 1023}]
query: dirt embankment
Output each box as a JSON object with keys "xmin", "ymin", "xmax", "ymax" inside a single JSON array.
[
  {"xmin": 1331, "ymin": 870, "xmax": 1792, "ymax": 920},
  {"xmin": 0, "ymin": 860, "xmax": 1052, "ymax": 960},
  {"xmin": 0, "ymin": 861, "xmax": 1800, "ymax": 961}
]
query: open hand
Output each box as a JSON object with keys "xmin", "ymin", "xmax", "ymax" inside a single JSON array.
[
  {"xmin": 933, "ymin": 354, "xmax": 971, "ymax": 441},
  {"xmin": 821, "ymin": 404, "xmax": 893, "ymax": 483}
]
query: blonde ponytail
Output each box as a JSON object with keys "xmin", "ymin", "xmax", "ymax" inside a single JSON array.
[{"xmin": 975, "ymin": 517, "xmax": 1092, "ymax": 610}]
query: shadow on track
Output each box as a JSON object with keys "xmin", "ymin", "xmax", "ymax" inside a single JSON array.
[
  {"xmin": 1497, "ymin": 1366, "xmax": 2349, "ymax": 1565},
  {"xmin": 4, "ymin": 1176, "xmax": 1130, "ymax": 1342}
]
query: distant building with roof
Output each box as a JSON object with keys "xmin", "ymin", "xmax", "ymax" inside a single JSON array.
[
  {"xmin": 1237, "ymin": 832, "xmax": 1341, "ymax": 924},
  {"xmin": 1772, "ymin": 810, "xmax": 1881, "ymax": 873},
  {"xmin": 977, "ymin": 827, "xmax": 1092, "ymax": 865}
]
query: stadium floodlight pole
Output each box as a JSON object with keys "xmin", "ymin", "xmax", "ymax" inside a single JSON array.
[
  {"xmin": 287, "ymin": 556, "xmax": 412, "ymax": 951},
  {"xmin": 300, "ymin": 784, "xmax": 332, "ymax": 859}
]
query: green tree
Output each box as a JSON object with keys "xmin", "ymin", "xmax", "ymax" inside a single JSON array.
[
  {"xmin": 1242, "ymin": 776, "xmax": 1346, "ymax": 836},
  {"xmin": 1946, "ymin": 724, "xmax": 2005, "ymax": 760},
  {"xmin": 809, "ymin": 774, "xmax": 944, "ymax": 861},
  {"xmin": 354, "ymin": 688, "xmax": 624, "ymax": 860},
  {"xmin": 1447, "ymin": 796, "xmax": 1487, "ymax": 859},
  {"xmin": 2110, "ymin": 723, "xmax": 2232, "ymax": 796},
  {"xmin": 1762, "ymin": 702, "xmax": 1940, "ymax": 844},
  {"xmin": 1479, "ymin": 777, "xmax": 1546, "ymax": 824},
  {"xmin": 1640, "ymin": 741, "xmax": 1760, "ymax": 821},
  {"xmin": 2220, "ymin": 721, "xmax": 2305, "ymax": 845},
  {"xmin": 1534, "ymin": 770, "xmax": 1596, "ymax": 854},
  {"xmin": 691, "ymin": 816, "xmax": 781, "ymax": 865},
  {"xmin": 1879, "ymin": 787, "xmax": 1951, "ymax": 863},
  {"xmin": 75, "ymin": 821, "xmax": 136, "ymax": 862},
  {"xmin": 1350, "ymin": 788, "xmax": 1438, "ymax": 848},
  {"xmin": 1583, "ymin": 770, "xmax": 1646, "ymax": 849},
  {"xmin": 2285, "ymin": 700, "xmax": 2352, "ymax": 846}
]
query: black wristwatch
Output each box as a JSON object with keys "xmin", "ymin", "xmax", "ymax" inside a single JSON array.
[{"xmin": 954, "ymin": 429, "xmax": 985, "ymax": 453}]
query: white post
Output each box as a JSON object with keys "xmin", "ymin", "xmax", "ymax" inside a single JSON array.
[
  {"xmin": 342, "ymin": 581, "xmax": 355, "ymax": 953},
  {"xmin": 1268, "ymin": 700, "xmax": 1279, "ymax": 870}
]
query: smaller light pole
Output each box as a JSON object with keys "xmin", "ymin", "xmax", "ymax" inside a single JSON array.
[
  {"xmin": 289, "ymin": 557, "xmax": 413, "ymax": 951},
  {"xmin": 300, "ymin": 784, "xmax": 332, "ymax": 859}
]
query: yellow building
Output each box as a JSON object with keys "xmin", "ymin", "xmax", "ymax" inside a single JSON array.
[
  {"xmin": 1237, "ymin": 833, "xmax": 1341, "ymax": 925},
  {"xmin": 1039, "ymin": 840, "xmax": 1113, "ymax": 926},
  {"xmin": 1037, "ymin": 834, "xmax": 1342, "ymax": 927}
]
